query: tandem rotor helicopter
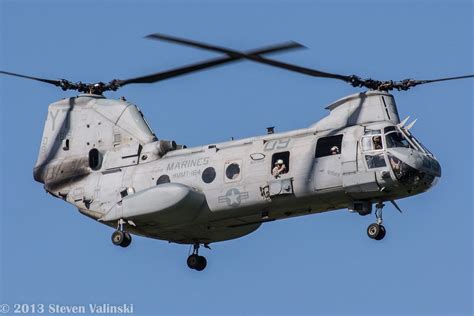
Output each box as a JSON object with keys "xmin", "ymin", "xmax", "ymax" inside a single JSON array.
[{"xmin": 1, "ymin": 34, "xmax": 473, "ymax": 271}]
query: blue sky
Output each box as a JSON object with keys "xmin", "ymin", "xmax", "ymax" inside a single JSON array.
[{"xmin": 0, "ymin": 1, "xmax": 472, "ymax": 315}]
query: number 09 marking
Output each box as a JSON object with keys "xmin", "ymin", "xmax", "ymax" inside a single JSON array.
[{"xmin": 263, "ymin": 139, "xmax": 290, "ymax": 151}]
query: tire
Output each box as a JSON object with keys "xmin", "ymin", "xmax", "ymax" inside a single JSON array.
[
  {"xmin": 195, "ymin": 256, "xmax": 207, "ymax": 271},
  {"xmin": 367, "ymin": 223, "xmax": 381, "ymax": 239},
  {"xmin": 120, "ymin": 232, "xmax": 132, "ymax": 247},
  {"xmin": 187, "ymin": 254, "xmax": 199, "ymax": 269},
  {"xmin": 111, "ymin": 231, "xmax": 124, "ymax": 246},
  {"xmin": 375, "ymin": 225, "xmax": 386, "ymax": 240}
]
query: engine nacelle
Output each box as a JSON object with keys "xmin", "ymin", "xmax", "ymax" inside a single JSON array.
[
  {"xmin": 157, "ymin": 140, "xmax": 177, "ymax": 157},
  {"xmin": 100, "ymin": 183, "xmax": 205, "ymax": 227}
]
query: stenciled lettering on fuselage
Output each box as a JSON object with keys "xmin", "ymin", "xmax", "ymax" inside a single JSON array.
[
  {"xmin": 263, "ymin": 138, "xmax": 291, "ymax": 151},
  {"xmin": 166, "ymin": 157, "xmax": 210, "ymax": 179},
  {"xmin": 166, "ymin": 157, "xmax": 210, "ymax": 171}
]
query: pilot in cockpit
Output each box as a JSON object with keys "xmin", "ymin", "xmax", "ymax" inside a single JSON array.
[{"xmin": 372, "ymin": 136, "xmax": 383, "ymax": 150}]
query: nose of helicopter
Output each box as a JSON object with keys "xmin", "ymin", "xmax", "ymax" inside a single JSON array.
[
  {"xmin": 417, "ymin": 153, "xmax": 441, "ymax": 190},
  {"xmin": 408, "ymin": 150, "xmax": 441, "ymax": 175},
  {"xmin": 387, "ymin": 150, "xmax": 441, "ymax": 192}
]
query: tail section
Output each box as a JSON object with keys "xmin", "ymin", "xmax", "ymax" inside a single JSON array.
[{"xmin": 34, "ymin": 95, "xmax": 157, "ymax": 192}]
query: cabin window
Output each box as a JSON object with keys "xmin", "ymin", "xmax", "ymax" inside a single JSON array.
[
  {"xmin": 315, "ymin": 135, "xmax": 343, "ymax": 158},
  {"xmin": 156, "ymin": 175, "xmax": 170, "ymax": 185},
  {"xmin": 271, "ymin": 151, "xmax": 290, "ymax": 177},
  {"xmin": 88, "ymin": 148, "xmax": 101, "ymax": 170},
  {"xmin": 202, "ymin": 167, "xmax": 216, "ymax": 184},
  {"xmin": 225, "ymin": 160, "xmax": 241, "ymax": 182}
]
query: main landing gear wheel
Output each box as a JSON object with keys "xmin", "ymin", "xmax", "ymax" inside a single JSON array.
[
  {"xmin": 187, "ymin": 243, "xmax": 208, "ymax": 271},
  {"xmin": 187, "ymin": 254, "xmax": 207, "ymax": 271},
  {"xmin": 367, "ymin": 223, "xmax": 386, "ymax": 240},
  {"xmin": 367, "ymin": 202, "xmax": 387, "ymax": 240},
  {"xmin": 111, "ymin": 219, "xmax": 132, "ymax": 247}
]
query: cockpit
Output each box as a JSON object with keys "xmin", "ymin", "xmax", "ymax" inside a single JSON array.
[{"xmin": 361, "ymin": 125, "xmax": 441, "ymax": 192}]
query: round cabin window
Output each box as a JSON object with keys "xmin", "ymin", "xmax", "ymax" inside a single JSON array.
[
  {"xmin": 156, "ymin": 175, "xmax": 170, "ymax": 185},
  {"xmin": 202, "ymin": 167, "xmax": 216, "ymax": 184},
  {"xmin": 225, "ymin": 163, "xmax": 241, "ymax": 180}
]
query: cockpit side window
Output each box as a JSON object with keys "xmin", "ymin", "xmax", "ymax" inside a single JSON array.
[
  {"xmin": 362, "ymin": 131, "xmax": 385, "ymax": 168},
  {"xmin": 385, "ymin": 131, "xmax": 412, "ymax": 149},
  {"xmin": 362, "ymin": 135, "xmax": 383, "ymax": 152}
]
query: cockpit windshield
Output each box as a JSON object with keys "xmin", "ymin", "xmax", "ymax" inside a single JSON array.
[
  {"xmin": 384, "ymin": 126, "xmax": 413, "ymax": 149},
  {"xmin": 403, "ymin": 130, "xmax": 433, "ymax": 155}
]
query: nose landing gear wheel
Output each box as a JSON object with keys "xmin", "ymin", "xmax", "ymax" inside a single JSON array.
[{"xmin": 367, "ymin": 223, "xmax": 386, "ymax": 240}]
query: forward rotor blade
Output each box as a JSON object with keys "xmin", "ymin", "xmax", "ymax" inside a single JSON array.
[
  {"xmin": 0, "ymin": 70, "xmax": 63, "ymax": 86},
  {"xmin": 147, "ymin": 34, "xmax": 474, "ymax": 91},
  {"xmin": 146, "ymin": 33, "xmax": 350, "ymax": 82},
  {"xmin": 116, "ymin": 41, "xmax": 305, "ymax": 86},
  {"xmin": 375, "ymin": 74, "xmax": 474, "ymax": 91}
]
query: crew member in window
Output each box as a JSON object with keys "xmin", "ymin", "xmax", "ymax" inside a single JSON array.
[
  {"xmin": 389, "ymin": 156, "xmax": 402, "ymax": 175},
  {"xmin": 272, "ymin": 159, "xmax": 287, "ymax": 178},
  {"xmin": 331, "ymin": 146, "xmax": 340, "ymax": 155},
  {"xmin": 373, "ymin": 136, "xmax": 383, "ymax": 150}
]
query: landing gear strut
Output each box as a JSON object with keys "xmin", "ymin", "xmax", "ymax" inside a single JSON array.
[
  {"xmin": 111, "ymin": 219, "xmax": 132, "ymax": 247},
  {"xmin": 367, "ymin": 202, "xmax": 386, "ymax": 240},
  {"xmin": 187, "ymin": 243, "xmax": 207, "ymax": 271}
]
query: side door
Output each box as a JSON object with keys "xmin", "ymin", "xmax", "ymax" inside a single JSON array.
[
  {"xmin": 263, "ymin": 138, "xmax": 295, "ymax": 197},
  {"xmin": 313, "ymin": 135, "xmax": 343, "ymax": 191}
]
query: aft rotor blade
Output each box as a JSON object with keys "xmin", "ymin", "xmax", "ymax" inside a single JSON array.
[
  {"xmin": 0, "ymin": 70, "xmax": 85, "ymax": 91},
  {"xmin": 408, "ymin": 74, "xmax": 474, "ymax": 87},
  {"xmin": 0, "ymin": 70, "xmax": 63, "ymax": 86},
  {"xmin": 146, "ymin": 33, "xmax": 351, "ymax": 82},
  {"xmin": 116, "ymin": 41, "xmax": 305, "ymax": 86}
]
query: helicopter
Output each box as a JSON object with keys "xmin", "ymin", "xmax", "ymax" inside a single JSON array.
[{"xmin": 1, "ymin": 34, "xmax": 473, "ymax": 271}]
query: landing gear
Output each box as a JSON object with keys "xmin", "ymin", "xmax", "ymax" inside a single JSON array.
[
  {"xmin": 111, "ymin": 219, "xmax": 132, "ymax": 247},
  {"xmin": 367, "ymin": 223, "xmax": 386, "ymax": 240},
  {"xmin": 367, "ymin": 202, "xmax": 386, "ymax": 240},
  {"xmin": 187, "ymin": 243, "xmax": 207, "ymax": 271}
]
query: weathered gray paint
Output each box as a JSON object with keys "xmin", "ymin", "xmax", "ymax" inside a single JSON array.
[{"xmin": 34, "ymin": 91, "xmax": 440, "ymax": 244}]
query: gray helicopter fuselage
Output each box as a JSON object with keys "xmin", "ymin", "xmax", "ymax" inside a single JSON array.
[{"xmin": 33, "ymin": 90, "xmax": 441, "ymax": 244}]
